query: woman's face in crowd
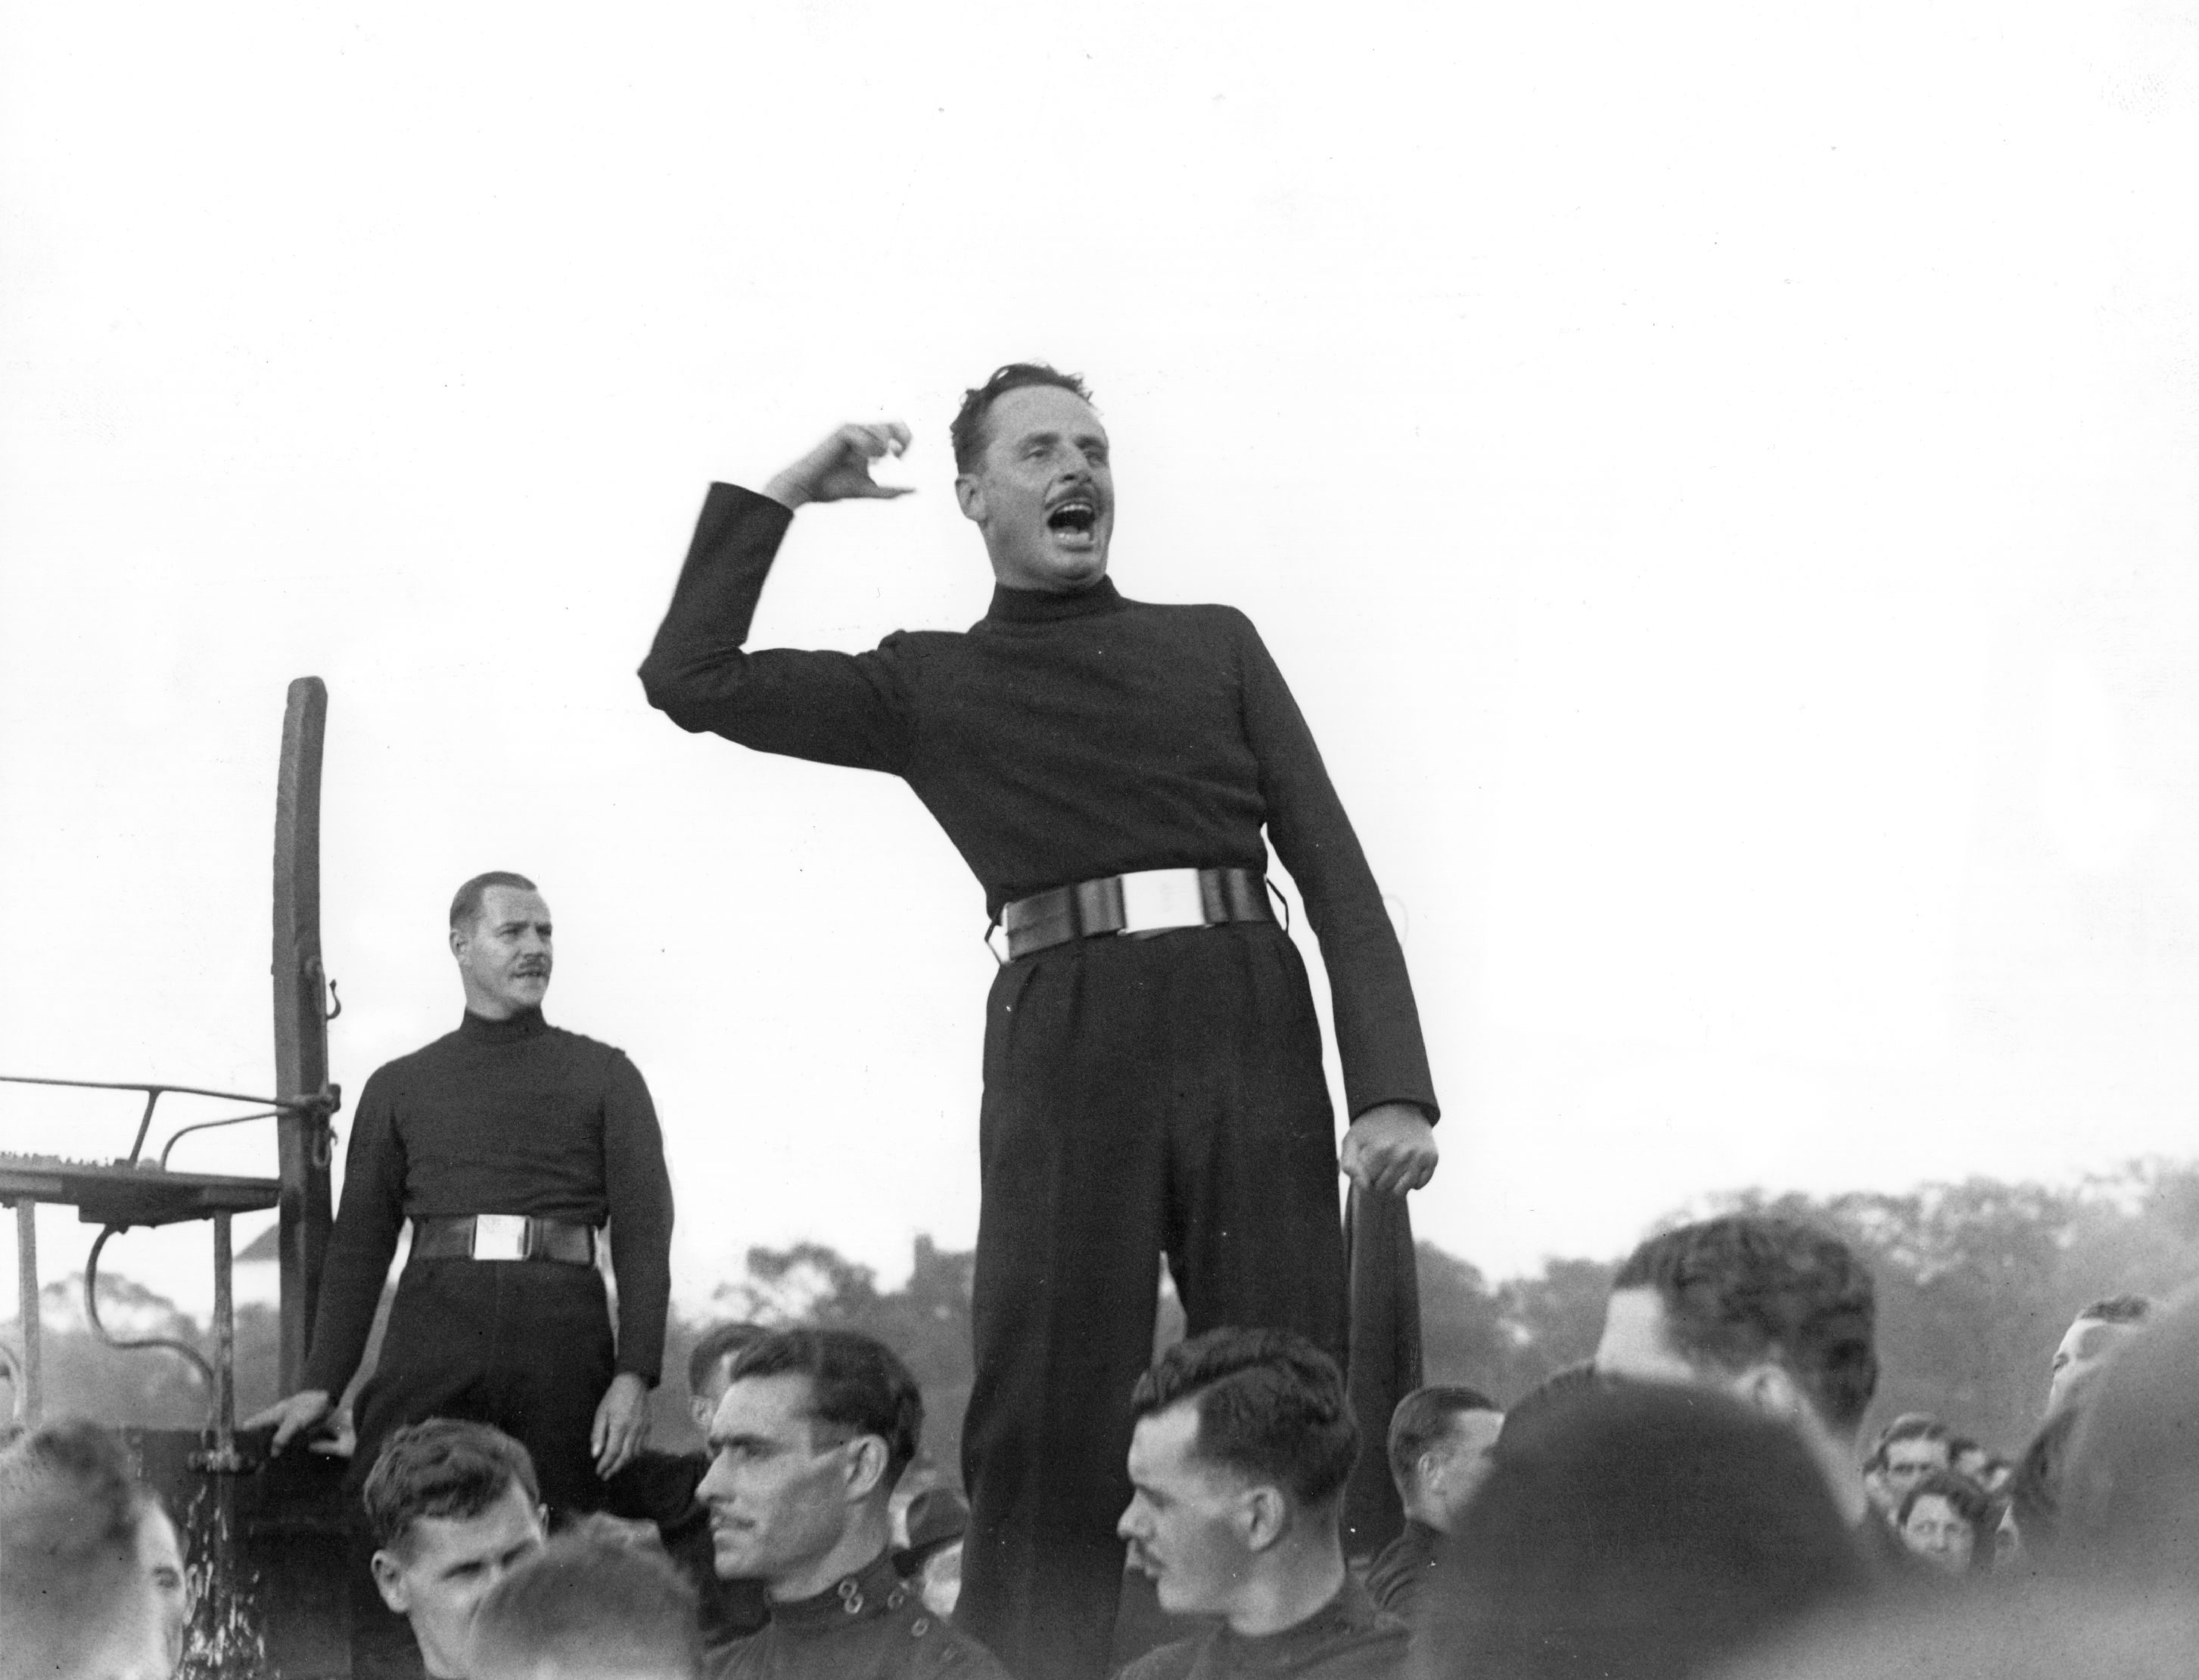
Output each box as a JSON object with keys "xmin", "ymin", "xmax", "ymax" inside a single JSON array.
[{"xmin": 1900, "ymin": 1494, "xmax": 1975, "ymax": 1575}]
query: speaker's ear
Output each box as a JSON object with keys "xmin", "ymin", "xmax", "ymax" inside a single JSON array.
[{"xmin": 955, "ymin": 472, "xmax": 987, "ymax": 523}]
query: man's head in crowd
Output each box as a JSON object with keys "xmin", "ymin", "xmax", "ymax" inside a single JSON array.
[
  {"xmin": 1865, "ymin": 1414, "xmax": 1952, "ymax": 1518},
  {"xmin": 468, "ymin": 1529, "xmax": 701, "ymax": 1680},
  {"xmin": 1896, "ymin": 1468, "xmax": 1995, "ymax": 1578},
  {"xmin": 1495, "ymin": 1362, "xmax": 1604, "ymax": 1449},
  {"xmin": 0, "ymin": 1418, "xmax": 175, "ymax": 1680},
  {"xmin": 364, "ymin": 1420, "xmax": 548, "ymax": 1680},
  {"xmin": 1386, "ymin": 1385, "xmax": 1503, "ymax": 1535},
  {"xmin": 687, "ymin": 1321, "xmax": 767, "ymax": 1433},
  {"xmin": 2048, "ymin": 1293, "xmax": 2154, "ymax": 1416},
  {"xmin": 448, "ymin": 870, "xmax": 552, "ymax": 1021},
  {"xmin": 698, "ymin": 1328, "xmax": 922, "ymax": 1601},
  {"xmin": 2054, "ymin": 1289, "xmax": 2199, "ymax": 1585},
  {"xmin": 1118, "ymin": 1327, "xmax": 1359, "ymax": 1634},
  {"xmin": 1420, "ymin": 1382, "xmax": 1871, "ymax": 1680},
  {"xmin": 1594, "ymin": 1215, "xmax": 1878, "ymax": 1523}
]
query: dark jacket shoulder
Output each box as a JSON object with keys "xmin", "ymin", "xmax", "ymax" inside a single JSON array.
[{"xmin": 709, "ymin": 1557, "xmax": 1010, "ymax": 1680}]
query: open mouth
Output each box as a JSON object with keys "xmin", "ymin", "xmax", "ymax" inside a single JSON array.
[{"xmin": 1046, "ymin": 499, "xmax": 1100, "ymax": 543}]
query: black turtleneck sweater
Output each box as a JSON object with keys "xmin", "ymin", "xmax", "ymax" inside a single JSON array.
[
  {"xmin": 300, "ymin": 1009, "xmax": 674, "ymax": 1392},
  {"xmin": 710, "ymin": 1551, "xmax": 1009, "ymax": 1680},
  {"xmin": 639, "ymin": 484, "xmax": 1438, "ymax": 1122},
  {"xmin": 1115, "ymin": 1576, "xmax": 1407, "ymax": 1680}
]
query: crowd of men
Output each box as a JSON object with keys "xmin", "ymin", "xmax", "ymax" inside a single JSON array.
[{"xmin": 8, "ymin": 1213, "xmax": 2197, "ymax": 1680}]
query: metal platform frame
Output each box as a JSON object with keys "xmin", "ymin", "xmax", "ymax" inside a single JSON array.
[{"xmin": 1, "ymin": 678, "xmax": 339, "ymax": 1460}]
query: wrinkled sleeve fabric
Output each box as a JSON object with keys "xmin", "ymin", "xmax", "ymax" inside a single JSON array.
[
  {"xmin": 300, "ymin": 1067, "xmax": 407, "ymax": 1395},
  {"xmin": 1232, "ymin": 610, "xmax": 1441, "ymax": 1122},
  {"xmin": 602, "ymin": 1051, "xmax": 674, "ymax": 1385},
  {"xmin": 639, "ymin": 483, "xmax": 915, "ymax": 774}
]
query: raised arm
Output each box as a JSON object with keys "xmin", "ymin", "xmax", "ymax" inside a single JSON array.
[
  {"xmin": 639, "ymin": 423, "xmax": 921, "ymax": 774},
  {"xmin": 1235, "ymin": 613, "xmax": 1441, "ymax": 1194}
]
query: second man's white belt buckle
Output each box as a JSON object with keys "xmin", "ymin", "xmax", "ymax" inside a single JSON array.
[
  {"xmin": 473, "ymin": 1214, "xmax": 530, "ymax": 1261},
  {"xmin": 1118, "ymin": 868, "xmax": 1208, "ymax": 935}
]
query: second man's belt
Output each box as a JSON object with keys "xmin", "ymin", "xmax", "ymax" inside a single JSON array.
[
  {"xmin": 1000, "ymin": 866, "xmax": 1274, "ymax": 962},
  {"xmin": 411, "ymin": 1215, "xmax": 596, "ymax": 1266}
]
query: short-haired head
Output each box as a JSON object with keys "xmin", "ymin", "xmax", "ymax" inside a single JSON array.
[
  {"xmin": 364, "ymin": 1418, "xmax": 541, "ymax": 1555},
  {"xmin": 2077, "ymin": 1294, "xmax": 2155, "ymax": 1327},
  {"xmin": 0, "ymin": 1419, "xmax": 167, "ymax": 1680},
  {"xmin": 1131, "ymin": 1327, "xmax": 1358, "ymax": 1510},
  {"xmin": 1868, "ymin": 1412, "xmax": 1952, "ymax": 1471},
  {"xmin": 1496, "ymin": 1363, "xmax": 1605, "ymax": 1451},
  {"xmin": 1424, "ymin": 1381, "xmax": 1870, "ymax": 1680},
  {"xmin": 687, "ymin": 1321, "xmax": 768, "ymax": 1401},
  {"xmin": 1612, "ymin": 1215, "xmax": 1878, "ymax": 1438},
  {"xmin": 449, "ymin": 870, "xmax": 538, "ymax": 932},
  {"xmin": 468, "ymin": 1529, "xmax": 701, "ymax": 1680},
  {"xmin": 727, "ymin": 1328, "xmax": 924, "ymax": 1488},
  {"xmin": 1386, "ymin": 1385, "xmax": 1498, "ymax": 1492},
  {"xmin": 950, "ymin": 363, "xmax": 1094, "ymax": 474}
]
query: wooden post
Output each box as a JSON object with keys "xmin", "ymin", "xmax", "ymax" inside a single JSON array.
[{"xmin": 272, "ymin": 677, "xmax": 333, "ymax": 1394}]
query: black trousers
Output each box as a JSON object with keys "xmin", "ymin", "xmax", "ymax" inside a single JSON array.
[
  {"xmin": 956, "ymin": 922, "xmax": 1350, "ymax": 1680},
  {"xmin": 344, "ymin": 1258, "xmax": 617, "ymax": 1680}
]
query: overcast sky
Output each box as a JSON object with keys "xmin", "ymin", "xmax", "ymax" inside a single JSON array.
[{"xmin": 5, "ymin": 3, "xmax": 2197, "ymax": 1329}]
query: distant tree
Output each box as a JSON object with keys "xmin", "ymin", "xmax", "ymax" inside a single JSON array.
[
  {"xmin": 1495, "ymin": 1257, "xmax": 1618, "ymax": 1391},
  {"xmin": 1416, "ymin": 1246, "xmax": 1612, "ymax": 1406},
  {"xmin": 698, "ymin": 1236, "xmax": 976, "ymax": 1476},
  {"xmin": 4, "ymin": 1275, "xmax": 219, "ymax": 1429}
]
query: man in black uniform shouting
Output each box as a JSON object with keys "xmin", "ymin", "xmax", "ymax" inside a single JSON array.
[
  {"xmin": 248, "ymin": 870, "xmax": 675, "ymax": 1515},
  {"xmin": 640, "ymin": 366, "xmax": 1441, "ymax": 1680}
]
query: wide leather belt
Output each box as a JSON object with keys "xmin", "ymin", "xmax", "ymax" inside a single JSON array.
[
  {"xmin": 410, "ymin": 1215, "xmax": 596, "ymax": 1266},
  {"xmin": 1000, "ymin": 866, "xmax": 1273, "ymax": 961}
]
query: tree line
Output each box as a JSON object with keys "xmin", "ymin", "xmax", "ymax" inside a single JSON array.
[{"xmin": 12, "ymin": 1161, "xmax": 2199, "ymax": 1467}]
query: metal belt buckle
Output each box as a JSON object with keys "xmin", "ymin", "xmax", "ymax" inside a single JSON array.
[
  {"xmin": 1118, "ymin": 868, "xmax": 1208, "ymax": 935},
  {"xmin": 473, "ymin": 1214, "xmax": 529, "ymax": 1261}
]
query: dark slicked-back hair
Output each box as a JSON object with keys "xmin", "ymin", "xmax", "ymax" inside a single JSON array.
[
  {"xmin": 470, "ymin": 1529, "xmax": 701, "ymax": 1680},
  {"xmin": 363, "ymin": 1418, "xmax": 540, "ymax": 1554},
  {"xmin": 728, "ymin": 1328, "xmax": 925, "ymax": 1486},
  {"xmin": 687, "ymin": 1319, "xmax": 768, "ymax": 1399},
  {"xmin": 2077, "ymin": 1293, "xmax": 2155, "ymax": 1326},
  {"xmin": 1498, "ymin": 1363, "xmax": 1605, "ymax": 1450},
  {"xmin": 1387, "ymin": 1385, "xmax": 1499, "ymax": 1490},
  {"xmin": 449, "ymin": 870, "xmax": 538, "ymax": 931},
  {"xmin": 950, "ymin": 362, "xmax": 1095, "ymax": 473},
  {"xmin": 1131, "ymin": 1327, "xmax": 1359, "ymax": 1510},
  {"xmin": 1613, "ymin": 1215, "xmax": 1878, "ymax": 1437},
  {"xmin": 1868, "ymin": 1411, "xmax": 1952, "ymax": 1471}
]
